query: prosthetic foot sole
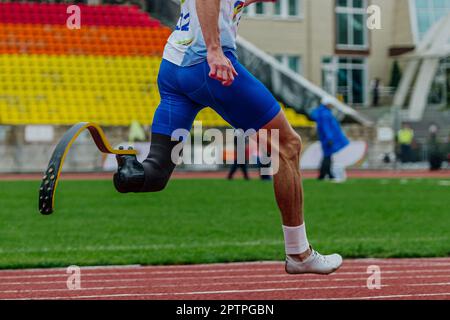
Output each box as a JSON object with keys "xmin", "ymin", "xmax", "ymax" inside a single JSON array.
[{"xmin": 38, "ymin": 122, "xmax": 138, "ymax": 215}]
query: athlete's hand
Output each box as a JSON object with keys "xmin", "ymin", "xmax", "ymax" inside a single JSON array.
[{"xmin": 207, "ymin": 48, "xmax": 238, "ymax": 87}]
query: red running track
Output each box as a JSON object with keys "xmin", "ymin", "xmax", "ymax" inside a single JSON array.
[
  {"xmin": 0, "ymin": 258, "xmax": 449, "ymax": 300},
  {"xmin": 0, "ymin": 169, "xmax": 449, "ymax": 181}
]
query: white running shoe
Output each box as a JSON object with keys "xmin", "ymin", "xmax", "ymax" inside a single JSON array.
[{"xmin": 285, "ymin": 249, "xmax": 343, "ymax": 275}]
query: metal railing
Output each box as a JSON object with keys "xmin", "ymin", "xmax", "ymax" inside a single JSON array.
[{"xmin": 236, "ymin": 36, "xmax": 373, "ymax": 126}]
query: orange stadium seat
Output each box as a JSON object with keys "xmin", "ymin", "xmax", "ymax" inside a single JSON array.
[{"xmin": 0, "ymin": 2, "xmax": 309, "ymax": 128}]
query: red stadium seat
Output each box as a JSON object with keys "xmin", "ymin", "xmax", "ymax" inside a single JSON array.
[{"xmin": 0, "ymin": 2, "xmax": 163, "ymax": 28}]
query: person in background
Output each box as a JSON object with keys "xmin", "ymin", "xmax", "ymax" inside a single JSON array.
[
  {"xmin": 398, "ymin": 123, "xmax": 414, "ymax": 163},
  {"xmin": 310, "ymin": 97, "xmax": 350, "ymax": 181},
  {"xmin": 371, "ymin": 78, "xmax": 381, "ymax": 107},
  {"xmin": 258, "ymin": 151, "xmax": 272, "ymax": 181},
  {"xmin": 427, "ymin": 124, "xmax": 443, "ymax": 171},
  {"xmin": 227, "ymin": 131, "xmax": 250, "ymax": 180},
  {"xmin": 447, "ymin": 133, "xmax": 450, "ymax": 166}
]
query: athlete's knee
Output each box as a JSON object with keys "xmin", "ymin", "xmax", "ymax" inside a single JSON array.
[
  {"xmin": 141, "ymin": 133, "xmax": 181, "ymax": 192},
  {"xmin": 280, "ymin": 132, "xmax": 302, "ymax": 161}
]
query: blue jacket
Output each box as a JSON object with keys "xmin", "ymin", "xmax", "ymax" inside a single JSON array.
[{"xmin": 310, "ymin": 104, "xmax": 349, "ymax": 157}]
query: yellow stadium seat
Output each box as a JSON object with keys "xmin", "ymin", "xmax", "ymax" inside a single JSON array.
[
  {"xmin": 0, "ymin": 54, "xmax": 167, "ymax": 125},
  {"xmin": 1, "ymin": 19, "xmax": 311, "ymax": 128}
]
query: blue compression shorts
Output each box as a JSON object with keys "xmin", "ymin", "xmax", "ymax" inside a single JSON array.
[{"xmin": 151, "ymin": 52, "xmax": 281, "ymax": 136}]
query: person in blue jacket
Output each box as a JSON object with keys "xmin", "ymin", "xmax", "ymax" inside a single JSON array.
[{"xmin": 310, "ymin": 97, "xmax": 350, "ymax": 180}]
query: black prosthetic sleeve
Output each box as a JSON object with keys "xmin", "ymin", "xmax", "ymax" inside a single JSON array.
[{"xmin": 140, "ymin": 133, "xmax": 181, "ymax": 192}]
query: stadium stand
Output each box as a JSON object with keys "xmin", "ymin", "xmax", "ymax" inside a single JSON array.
[{"xmin": 0, "ymin": 2, "xmax": 312, "ymax": 127}]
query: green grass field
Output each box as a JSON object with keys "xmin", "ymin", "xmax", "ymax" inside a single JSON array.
[{"xmin": 0, "ymin": 178, "xmax": 449, "ymax": 269}]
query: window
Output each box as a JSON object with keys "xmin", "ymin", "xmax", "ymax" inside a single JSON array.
[
  {"xmin": 245, "ymin": 0, "xmax": 302, "ymax": 19},
  {"xmin": 411, "ymin": 0, "xmax": 450, "ymax": 42},
  {"xmin": 274, "ymin": 54, "xmax": 303, "ymax": 74},
  {"xmin": 274, "ymin": 1, "xmax": 282, "ymax": 16},
  {"xmin": 288, "ymin": 0, "xmax": 300, "ymax": 16},
  {"xmin": 255, "ymin": 2, "xmax": 266, "ymax": 16},
  {"xmin": 336, "ymin": 0, "xmax": 369, "ymax": 50},
  {"xmin": 288, "ymin": 56, "xmax": 301, "ymax": 73},
  {"xmin": 321, "ymin": 56, "xmax": 367, "ymax": 105},
  {"xmin": 274, "ymin": 55, "xmax": 283, "ymax": 63}
]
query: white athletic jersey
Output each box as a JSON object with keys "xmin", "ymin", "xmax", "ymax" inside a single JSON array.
[{"xmin": 163, "ymin": 0, "xmax": 245, "ymax": 67}]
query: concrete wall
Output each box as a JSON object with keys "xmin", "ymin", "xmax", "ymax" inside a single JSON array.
[
  {"xmin": 391, "ymin": 0, "xmax": 415, "ymax": 47},
  {"xmin": 239, "ymin": 0, "xmax": 335, "ymax": 84},
  {"xmin": 368, "ymin": 0, "xmax": 414, "ymax": 87},
  {"xmin": 0, "ymin": 124, "xmax": 384, "ymax": 173},
  {"xmin": 239, "ymin": 0, "xmax": 415, "ymax": 99},
  {"xmin": 0, "ymin": 126, "xmax": 131, "ymax": 173}
]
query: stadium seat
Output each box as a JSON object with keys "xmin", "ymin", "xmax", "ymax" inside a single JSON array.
[{"xmin": 0, "ymin": 2, "xmax": 309, "ymax": 128}]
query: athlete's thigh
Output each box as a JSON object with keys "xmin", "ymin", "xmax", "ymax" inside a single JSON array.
[
  {"xmin": 206, "ymin": 57, "xmax": 281, "ymax": 131},
  {"xmin": 152, "ymin": 60, "xmax": 203, "ymax": 137},
  {"xmin": 178, "ymin": 56, "xmax": 280, "ymax": 131}
]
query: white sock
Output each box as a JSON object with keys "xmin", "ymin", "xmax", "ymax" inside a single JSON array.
[{"xmin": 282, "ymin": 224, "xmax": 309, "ymax": 255}]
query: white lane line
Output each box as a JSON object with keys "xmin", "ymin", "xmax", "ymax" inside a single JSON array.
[
  {"xmin": 0, "ymin": 266, "xmax": 290, "ymax": 279},
  {"xmin": 344, "ymin": 259, "xmax": 450, "ymax": 265},
  {"xmin": 0, "ymin": 271, "xmax": 146, "ymax": 280},
  {"xmin": 0, "ymin": 265, "xmax": 142, "ymax": 273},
  {"xmin": 1, "ymin": 259, "xmax": 449, "ymax": 275},
  {"xmin": 407, "ymin": 282, "xmax": 450, "ymax": 287},
  {"xmin": 0, "ymin": 285, "xmax": 146, "ymax": 295},
  {"xmin": 5, "ymin": 282, "xmax": 450, "ymax": 300},
  {"xmin": 2, "ymin": 267, "xmax": 450, "ymax": 283},
  {"xmin": 1, "ymin": 275, "xmax": 449, "ymax": 294},
  {"xmin": 1, "ymin": 285, "xmax": 369, "ymax": 300},
  {"xmin": 324, "ymin": 292, "xmax": 450, "ymax": 300},
  {"xmin": 133, "ymin": 263, "xmax": 450, "ymax": 270},
  {"xmin": 2, "ymin": 263, "xmax": 450, "ymax": 280},
  {"xmin": 0, "ymin": 261, "xmax": 281, "ymax": 273}
]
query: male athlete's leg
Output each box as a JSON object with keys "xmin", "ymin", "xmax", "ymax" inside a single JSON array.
[
  {"xmin": 184, "ymin": 53, "xmax": 342, "ymax": 274},
  {"xmin": 114, "ymin": 59, "xmax": 202, "ymax": 193},
  {"xmin": 262, "ymin": 111, "xmax": 342, "ymax": 274},
  {"xmin": 261, "ymin": 112, "xmax": 304, "ymax": 227}
]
